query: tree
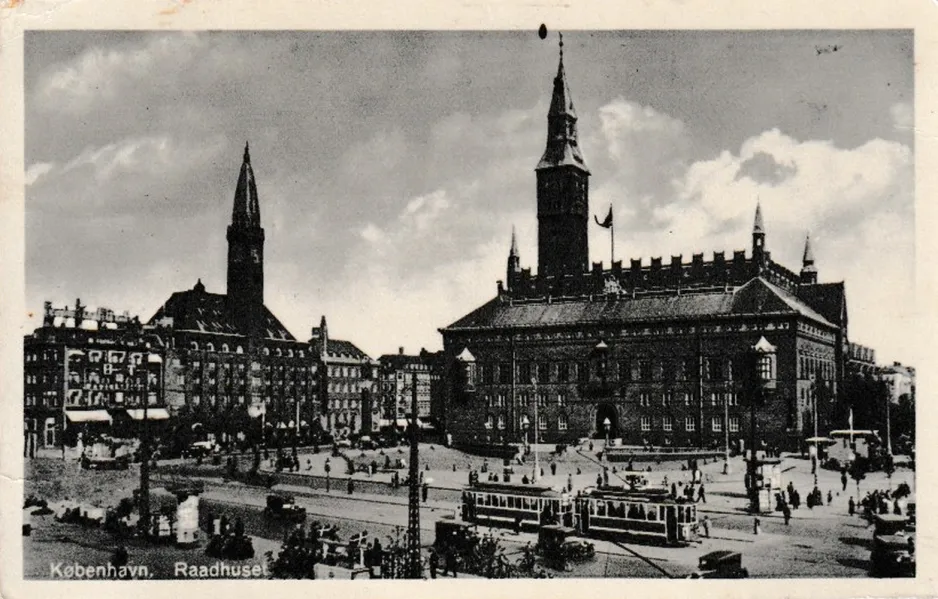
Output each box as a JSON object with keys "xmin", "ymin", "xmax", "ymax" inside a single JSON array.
[{"xmin": 849, "ymin": 458, "xmax": 867, "ymax": 495}]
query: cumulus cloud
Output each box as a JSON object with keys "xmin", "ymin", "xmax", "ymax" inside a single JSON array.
[{"xmin": 34, "ymin": 34, "xmax": 205, "ymax": 114}]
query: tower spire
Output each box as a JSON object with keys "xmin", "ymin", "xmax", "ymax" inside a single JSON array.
[
  {"xmin": 753, "ymin": 201, "xmax": 765, "ymax": 234},
  {"xmin": 752, "ymin": 200, "xmax": 767, "ymax": 269},
  {"xmin": 227, "ymin": 142, "xmax": 266, "ymax": 335},
  {"xmin": 800, "ymin": 232, "xmax": 817, "ymax": 284},
  {"xmin": 507, "ymin": 225, "xmax": 521, "ymax": 289},
  {"xmin": 535, "ymin": 33, "xmax": 591, "ymax": 280},
  {"xmin": 510, "ymin": 225, "xmax": 519, "ymax": 258}
]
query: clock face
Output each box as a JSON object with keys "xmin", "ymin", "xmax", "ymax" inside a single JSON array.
[{"xmin": 250, "ymin": 248, "xmax": 261, "ymax": 263}]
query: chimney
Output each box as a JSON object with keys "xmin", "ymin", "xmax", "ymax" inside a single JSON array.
[{"xmin": 399, "ymin": 346, "xmax": 404, "ymax": 355}]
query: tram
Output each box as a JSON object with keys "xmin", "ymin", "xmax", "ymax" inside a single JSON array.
[
  {"xmin": 577, "ymin": 486, "xmax": 698, "ymax": 546},
  {"xmin": 460, "ymin": 482, "xmax": 698, "ymax": 547},
  {"xmin": 461, "ymin": 481, "xmax": 575, "ymax": 530}
]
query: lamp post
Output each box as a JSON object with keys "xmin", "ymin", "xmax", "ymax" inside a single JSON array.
[
  {"xmin": 724, "ymin": 383, "xmax": 731, "ymax": 473},
  {"xmin": 139, "ymin": 352, "xmax": 162, "ymax": 539},
  {"xmin": 530, "ymin": 377, "xmax": 540, "ymax": 483},
  {"xmin": 749, "ymin": 337, "xmax": 776, "ymax": 514},
  {"xmin": 521, "ymin": 414, "xmax": 529, "ymax": 449},
  {"xmin": 603, "ymin": 417, "xmax": 611, "ymax": 451}
]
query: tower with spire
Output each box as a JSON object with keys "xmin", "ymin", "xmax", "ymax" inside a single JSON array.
[
  {"xmin": 536, "ymin": 33, "xmax": 591, "ymax": 280},
  {"xmin": 506, "ymin": 226, "xmax": 521, "ymax": 290},
  {"xmin": 800, "ymin": 234, "xmax": 818, "ymax": 285},
  {"xmin": 226, "ymin": 142, "xmax": 266, "ymax": 336},
  {"xmin": 752, "ymin": 201, "xmax": 767, "ymax": 270}
]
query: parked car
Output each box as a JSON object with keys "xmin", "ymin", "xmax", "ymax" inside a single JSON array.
[
  {"xmin": 689, "ymin": 551, "xmax": 749, "ymax": 579},
  {"xmin": 184, "ymin": 441, "xmax": 218, "ymax": 458},
  {"xmin": 263, "ymin": 494, "xmax": 307, "ymax": 522},
  {"xmin": 357, "ymin": 436, "xmax": 377, "ymax": 450}
]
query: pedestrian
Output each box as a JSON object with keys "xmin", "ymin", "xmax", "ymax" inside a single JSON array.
[
  {"xmin": 347, "ymin": 477, "xmax": 354, "ymax": 495},
  {"xmin": 567, "ymin": 473, "xmax": 573, "ymax": 492},
  {"xmin": 701, "ymin": 515, "xmax": 711, "ymax": 538},
  {"xmin": 429, "ymin": 549, "xmax": 439, "ymax": 579},
  {"xmin": 841, "ymin": 470, "xmax": 848, "ymax": 492},
  {"xmin": 827, "ymin": 490, "xmax": 833, "ymax": 506},
  {"xmin": 445, "ymin": 549, "xmax": 457, "ymax": 578},
  {"xmin": 783, "ymin": 503, "xmax": 791, "ymax": 525},
  {"xmin": 596, "ymin": 473, "xmax": 603, "ymax": 487},
  {"xmin": 671, "ymin": 482, "xmax": 677, "ymax": 499},
  {"xmin": 514, "ymin": 515, "xmax": 523, "ymax": 535},
  {"xmin": 848, "ymin": 496, "xmax": 856, "ymax": 516},
  {"xmin": 697, "ymin": 484, "xmax": 707, "ymax": 504},
  {"xmin": 422, "ymin": 482, "xmax": 429, "ymax": 503},
  {"xmin": 551, "ymin": 462, "xmax": 557, "ymax": 476}
]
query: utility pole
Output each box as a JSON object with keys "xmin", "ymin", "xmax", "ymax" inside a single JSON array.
[{"xmin": 406, "ymin": 371, "xmax": 421, "ymax": 578}]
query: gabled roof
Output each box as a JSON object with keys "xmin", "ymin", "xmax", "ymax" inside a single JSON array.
[
  {"xmin": 326, "ymin": 339, "xmax": 370, "ymax": 360},
  {"xmin": 148, "ymin": 287, "xmax": 296, "ymax": 341},
  {"xmin": 797, "ymin": 282, "xmax": 846, "ymax": 328},
  {"xmin": 442, "ymin": 276, "xmax": 836, "ymax": 332}
]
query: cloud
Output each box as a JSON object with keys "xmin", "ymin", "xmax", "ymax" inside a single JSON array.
[
  {"xmin": 890, "ymin": 102, "xmax": 913, "ymax": 133},
  {"xmin": 24, "ymin": 162, "xmax": 54, "ymax": 186},
  {"xmin": 34, "ymin": 34, "xmax": 205, "ymax": 114}
]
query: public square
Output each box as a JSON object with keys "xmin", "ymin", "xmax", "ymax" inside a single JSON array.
[{"xmin": 23, "ymin": 440, "xmax": 915, "ymax": 579}]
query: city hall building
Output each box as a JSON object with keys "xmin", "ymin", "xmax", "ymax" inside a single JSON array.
[{"xmin": 439, "ymin": 46, "xmax": 848, "ymax": 452}]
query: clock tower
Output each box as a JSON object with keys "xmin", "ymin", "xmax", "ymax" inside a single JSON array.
[
  {"xmin": 226, "ymin": 142, "xmax": 266, "ymax": 336},
  {"xmin": 536, "ymin": 35, "xmax": 591, "ymax": 279}
]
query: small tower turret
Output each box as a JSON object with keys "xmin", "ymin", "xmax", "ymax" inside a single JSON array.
[
  {"xmin": 800, "ymin": 233, "xmax": 818, "ymax": 285},
  {"xmin": 752, "ymin": 201, "xmax": 767, "ymax": 270},
  {"xmin": 506, "ymin": 226, "xmax": 521, "ymax": 291}
]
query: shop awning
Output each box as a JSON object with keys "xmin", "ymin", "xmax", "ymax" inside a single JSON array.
[
  {"xmin": 125, "ymin": 408, "xmax": 170, "ymax": 421},
  {"xmin": 66, "ymin": 410, "xmax": 112, "ymax": 423}
]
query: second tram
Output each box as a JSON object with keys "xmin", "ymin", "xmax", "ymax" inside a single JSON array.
[{"xmin": 460, "ymin": 482, "xmax": 699, "ymax": 546}]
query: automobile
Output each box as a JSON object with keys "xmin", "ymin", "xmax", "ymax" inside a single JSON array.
[
  {"xmin": 336, "ymin": 439, "xmax": 353, "ymax": 449},
  {"xmin": 689, "ymin": 551, "xmax": 749, "ymax": 579},
  {"xmin": 263, "ymin": 494, "xmax": 307, "ymax": 522},
  {"xmin": 357, "ymin": 436, "xmax": 377, "ymax": 450},
  {"xmin": 870, "ymin": 534, "xmax": 915, "ymax": 578},
  {"xmin": 184, "ymin": 441, "xmax": 218, "ymax": 458}
]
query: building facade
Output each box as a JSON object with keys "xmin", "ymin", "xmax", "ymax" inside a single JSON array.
[
  {"xmin": 377, "ymin": 348, "xmax": 439, "ymax": 432},
  {"xmin": 310, "ymin": 316, "xmax": 379, "ymax": 436},
  {"xmin": 439, "ymin": 44, "xmax": 847, "ymax": 452},
  {"xmin": 24, "ymin": 300, "xmax": 166, "ymax": 455}
]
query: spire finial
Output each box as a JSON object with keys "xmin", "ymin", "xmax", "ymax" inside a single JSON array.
[
  {"xmin": 803, "ymin": 232, "xmax": 815, "ymax": 264},
  {"xmin": 243, "ymin": 141, "xmax": 251, "ymax": 164},
  {"xmin": 753, "ymin": 200, "xmax": 765, "ymax": 234},
  {"xmin": 559, "ymin": 32, "xmax": 564, "ymax": 61}
]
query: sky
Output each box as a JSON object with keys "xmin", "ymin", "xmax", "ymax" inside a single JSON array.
[{"xmin": 24, "ymin": 30, "xmax": 914, "ymax": 364}]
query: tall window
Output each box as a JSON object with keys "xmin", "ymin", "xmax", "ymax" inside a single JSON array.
[
  {"xmin": 758, "ymin": 353, "xmax": 775, "ymax": 381},
  {"xmin": 711, "ymin": 416, "xmax": 723, "ymax": 432},
  {"xmin": 577, "ymin": 362, "xmax": 589, "ymax": 383},
  {"xmin": 685, "ymin": 417, "xmax": 696, "ymax": 432},
  {"xmin": 537, "ymin": 392, "xmax": 548, "ymax": 408},
  {"xmin": 484, "ymin": 414, "xmax": 494, "ymax": 429},
  {"xmin": 537, "ymin": 363, "xmax": 550, "ymax": 384},
  {"xmin": 558, "ymin": 362, "xmax": 570, "ymax": 382},
  {"xmin": 497, "ymin": 414, "xmax": 505, "ymax": 430},
  {"xmin": 641, "ymin": 416, "xmax": 651, "ymax": 432},
  {"xmin": 618, "ymin": 360, "xmax": 630, "ymax": 382},
  {"xmin": 663, "ymin": 415, "xmax": 673, "ymax": 432},
  {"xmin": 729, "ymin": 416, "xmax": 740, "ymax": 432},
  {"xmin": 518, "ymin": 362, "xmax": 531, "ymax": 384},
  {"xmin": 557, "ymin": 392, "xmax": 567, "ymax": 407},
  {"xmin": 558, "ymin": 413, "xmax": 568, "ymax": 431},
  {"xmin": 663, "ymin": 390, "xmax": 673, "ymax": 407},
  {"xmin": 538, "ymin": 413, "xmax": 547, "ymax": 431},
  {"xmin": 683, "ymin": 392, "xmax": 692, "ymax": 406},
  {"xmin": 639, "ymin": 393, "xmax": 650, "ymax": 407},
  {"xmin": 498, "ymin": 362, "xmax": 511, "ymax": 384}
]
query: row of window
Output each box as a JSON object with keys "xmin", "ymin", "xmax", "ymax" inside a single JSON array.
[
  {"xmin": 799, "ymin": 355, "xmax": 834, "ymax": 381},
  {"xmin": 188, "ymin": 342, "xmax": 306, "ymax": 358},
  {"xmin": 484, "ymin": 413, "xmax": 565, "ymax": 431},
  {"xmin": 639, "ymin": 415, "xmax": 741, "ymax": 433},
  {"xmin": 480, "ymin": 356, "xmax": 738, "ymax": 386}
]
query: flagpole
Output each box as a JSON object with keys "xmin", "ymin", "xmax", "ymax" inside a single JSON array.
[{"xmin": 610, "ymin": 204, "xmax": 615, "ymax": 267}]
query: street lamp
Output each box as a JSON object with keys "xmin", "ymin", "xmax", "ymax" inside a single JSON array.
[
  {"xmin": 603, "ymin": 417, "xmax": 611, "ymax": 450},
  {"xmin": 749, "ymin": 337, "xmax": 776, "ymax": 514},
  {"xmin": 530, "ymin": 377, "xmax": 540, "ymax": 483},
  {"xmin": 521, "ymin": 415, "xmax": 530, "ymax": 451}
]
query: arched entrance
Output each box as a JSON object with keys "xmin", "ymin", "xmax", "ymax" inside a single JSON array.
[{"xmin": 594, "ymin": 403, "xmax": 619, "ymax": 440}]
